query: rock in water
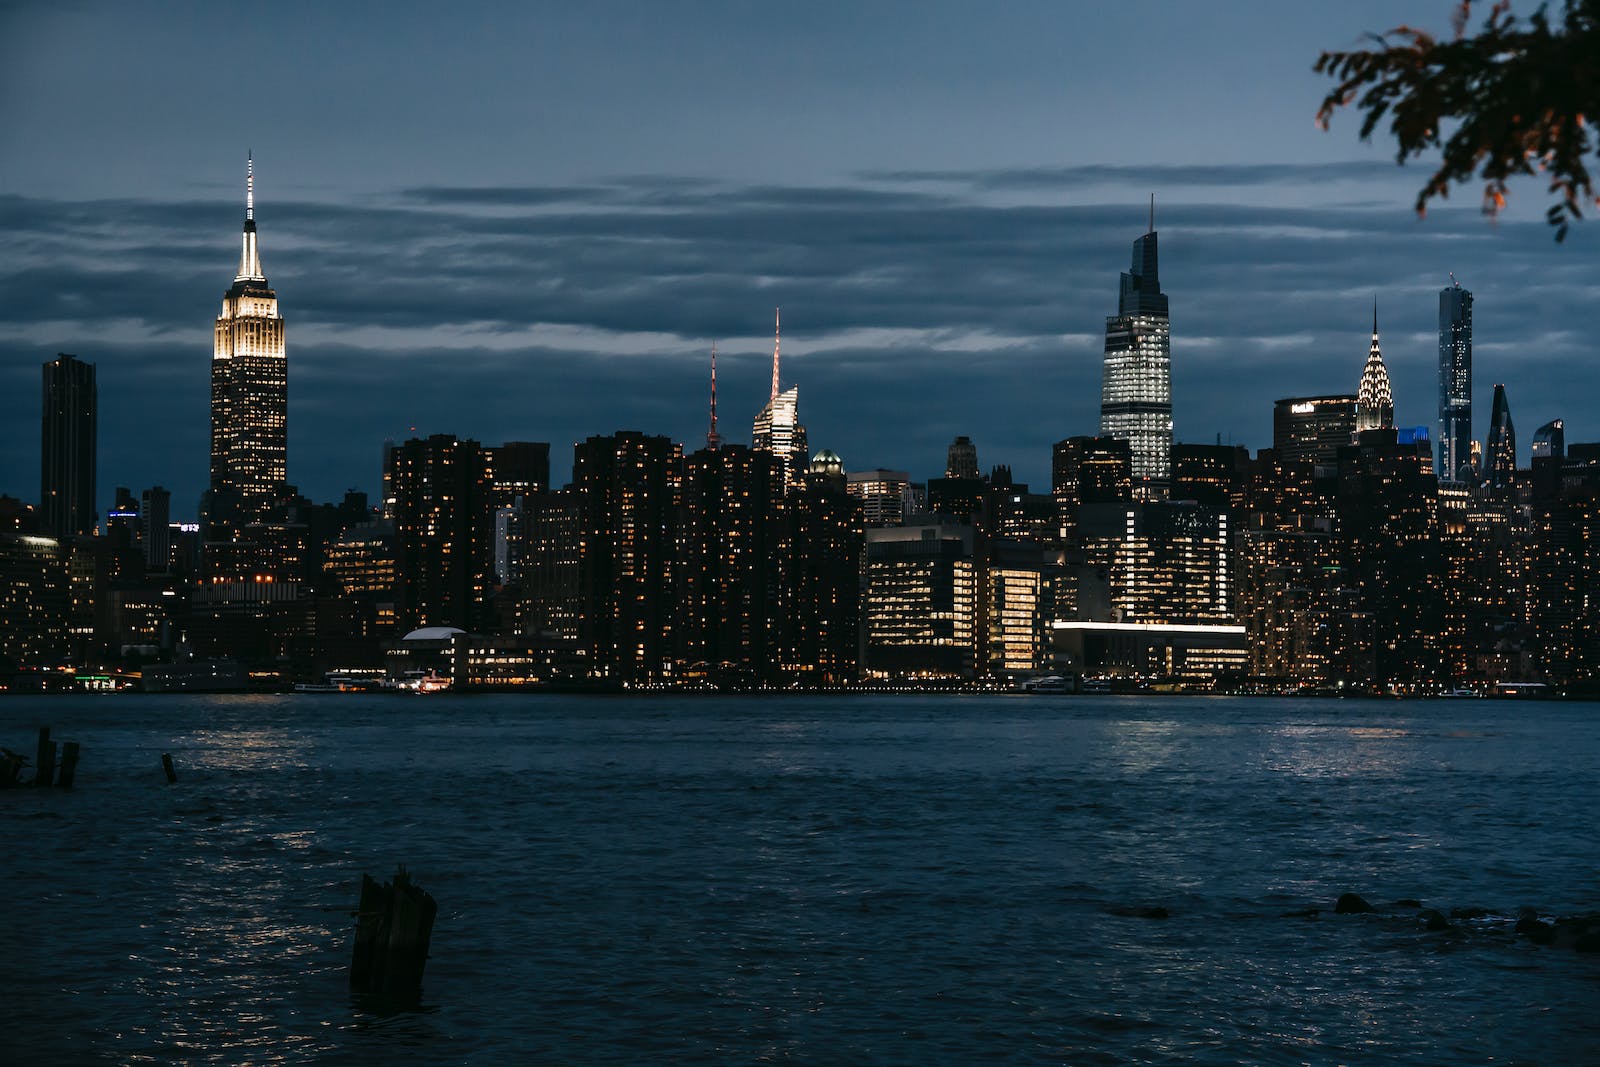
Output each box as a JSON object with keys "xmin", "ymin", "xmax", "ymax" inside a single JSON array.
[
  {"xmin": 1418, "ymin": 909, "xmax": 1451, "ymax": 931},
  {"xmin": 1335, "ymin": 893, "xmax": 1375, "ymax": 915}
]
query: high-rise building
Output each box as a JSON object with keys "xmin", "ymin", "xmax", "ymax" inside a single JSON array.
[
  {"xmin": 1100, "ymin": 203, "xmax": 1172, "ymax": 497},
  {"xmin": 1051, "ymin": 435, "xmax": 1131, "ymax": 545},
  {"xmin": 211, "ymin": 155, "xmax": 287, "ymax": 525},
  {"xmin": 388, "ymin": 434, "xmax": 489, "ymax": 630},
  {"xmin": 1272, "ymin": 395, "xmax": 1358, "ymax": 467},
  {"xmin": 845, "ymin": 469, "xmax": 913, "ymax": 527},
  {"xmin": 752, "ymin": 310, "xmax": 808, "ymax": 489},
  {"xmin": 140, "ymin": 486, "xmax": 172, "ymax": 572},
  {"xmin": 946, "ymin": 436, "xmax": 979, "ymax": 480},
  {"xmin": 1486, "ymin": 384, "xmax": 1517, "ymax": 494},
  {"xmin": 40, "ymin": 353, "xmax": 97, "ymax": 541},
  {"xmin": 864, "ymin": 524, "xmax": 976, "ymax": 679},
  {"xmin": 1438, "ymin": 280, "xmax": 1473, "ymax": 482},
  {"xmin": 781, "ymin": 461, "xmax": 863, "ymax": 684},
  {"xmin": 572, "ymin": 431, "xmax": 682, "ymax": 684},
  {"xmin": 1532, "ymin": 419, "xmax": 1565, "ymax": 461},
  {"xmin": 1356, "ymin": 304, "xmax": 1394, "ymax": 433}
]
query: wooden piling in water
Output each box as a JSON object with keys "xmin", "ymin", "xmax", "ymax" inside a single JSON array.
[
  {"xmin": 57, "ymin": 741, "xmax": 80, "ymax": 789},
  {"xmin": 350, "ymin": 866, "xmax": 437, "ymax": 1006},
  {"xmin": 162, "ymin": 753, "xmax": 177, "ymax": 784},
  {"xmin": 34, "ymin": 727, "xmax": 55, "ymax": 788}
]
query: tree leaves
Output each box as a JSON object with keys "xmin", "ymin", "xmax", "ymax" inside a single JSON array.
[{"xmin": 1315, "ymin": 0, "xmax": 1598, "ymax": 241}]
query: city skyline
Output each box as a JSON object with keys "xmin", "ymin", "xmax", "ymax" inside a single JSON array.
[{"xmin": 3, "ymin": 3, "xmax": 1598, "ymax": 517}]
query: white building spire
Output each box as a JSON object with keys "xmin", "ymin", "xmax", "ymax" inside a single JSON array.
[{"xmin": 236, "ymin": 153, "xmax": 265, "ymax": 283}]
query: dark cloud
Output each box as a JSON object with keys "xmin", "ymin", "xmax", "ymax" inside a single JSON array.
[{"xmin": 3, "ymin": 170, "xmax": 1596, "ymax": 514}]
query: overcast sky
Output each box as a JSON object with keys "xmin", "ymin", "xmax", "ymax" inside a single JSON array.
[{"xmin": 2, "ymin": 1, "xmax": 1593, "ymax": 517}]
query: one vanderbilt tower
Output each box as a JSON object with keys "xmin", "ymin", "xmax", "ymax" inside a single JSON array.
[
  {"xmin": 211, "ymin": 153, "xmax": 287, "ymax": 525},
  {"xmin": 1100, "ymin": 198, "xmax": 1171, "ymax": 499}
]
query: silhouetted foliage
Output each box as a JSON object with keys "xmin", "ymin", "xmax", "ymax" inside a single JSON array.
[{"xmin": 1315, "ymin": 0, "xmax": 1599, "ymax": 240}]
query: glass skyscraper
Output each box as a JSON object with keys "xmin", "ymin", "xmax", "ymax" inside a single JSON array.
[
  {"xmin": 1100, "ymin": 215, "xmax": 1171, "ymax": 498},
  {"xmin": 1438, "ymin": 281, "xmax": 1473, "ymax": 482},
  {"xmin": 40, "ymin": 352, "xmax": 97, "ymax": 540}
]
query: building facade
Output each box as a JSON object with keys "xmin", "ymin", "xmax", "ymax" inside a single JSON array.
[
  {"xmin": 1438, "ymin": 281, "xmax": 1473, "ymax": 483},
  {"xmin": 40, "ymin": 353, "xmax": 97, "ymax": 541},
  {"xmin": 1100, "ymin": 215, "xmax": 1172, "ymax": 496}
]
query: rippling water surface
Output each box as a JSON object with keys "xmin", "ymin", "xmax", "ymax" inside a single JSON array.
[{"xmin": 2, "ymin": 694, "xmax": 1597, "ymax": 1064}]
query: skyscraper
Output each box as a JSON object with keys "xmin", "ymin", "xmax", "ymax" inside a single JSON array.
[
  {"xmin": 1356, "ymin": 303, "xmax": 1394, "ymax": 433},
  {"xmin": 40, "ymin": 352, "xmax": 97, "ymax": 540},
  {"xmin": 1100, "ymin": 202, "xmax": 1172, "ymax": 497},
  {"xmin": 752, "ymin": 310, "xmax": 808, "ymax": 489},
  {"xmin": 1486, "ymin": 384, "xmax": 1516, "ymax": 494},
  {"xmin": 211, "ymin": 154, "xmax": 287, "ymax": 523},
  {"xmin": 1273, "ymin": 395, "xmax": 1358, "ymax": 467},
  {"xmin": 1438, "ymin": 280, "xmax": 1473, "ymax": 483}
]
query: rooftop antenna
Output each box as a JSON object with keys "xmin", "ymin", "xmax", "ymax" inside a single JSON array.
[
  {"xmin": 707, "ymin": 342, "xmax": 721, "ymax": 450},
  {"xmin": 1148, "ymin": 193, "xmax": 1155, "ymax": 234},
  {"xmin": 1373, "ymin": 295, "xmax": 1378, "ymax": 336},
  {"xmin": 770, "ymin": 307, "xmax": 781, "ymax": 403},
  {"xmin": 246, "ymin": 151, "xmax": 254, "ymax": 222},
  {"xmin": 1450, "ymin": 271, "xmax": 1458, "ymax": 288}
]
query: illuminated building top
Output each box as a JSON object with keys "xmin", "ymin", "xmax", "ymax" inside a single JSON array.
[
  {"xmin": 1356, "ymin": 302, "xmax": 1394, "ymax": 433},
  {"xmin": 1100, "ymin": 201, "xmax": 1172, "ymax": 497}
]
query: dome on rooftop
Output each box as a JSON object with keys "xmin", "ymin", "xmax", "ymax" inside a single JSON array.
[{"xmin": 810, "ymin": 449, "xmax": 844, "ymax": 475}]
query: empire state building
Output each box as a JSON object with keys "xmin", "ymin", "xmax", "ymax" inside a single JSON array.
[{"xmin": 210, "ymin": 154, "xmax": 286, "ymax": 523}]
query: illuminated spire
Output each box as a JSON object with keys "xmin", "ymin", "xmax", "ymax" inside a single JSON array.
[
  {"xmin": 707, "ymin": 342, "xmax": 721, "ymax": 450},
  {"xmin": 236, "ymin": 152, "xmax": 265, "ymax": 283},
  {"xmin": 770, "ymin": 307, "xmax": 781, "ymax": 404},
  {"xmin": 1357, "ymin": 300, "xmax": 1394, "ymax": 432}
]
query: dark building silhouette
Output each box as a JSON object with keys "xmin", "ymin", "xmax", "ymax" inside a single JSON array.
[
  {"xmin": 140, "ymin": 486, "xmax": 172, "ymax": 573},
  {"xmin": 573, "ymin": 431, "xmax": 682, "ymax": 685},
  {"xmin": 1336, "ymin": 429, "xmax": 1443, "ymax": 687},
  {"xmin": 40, "ymin": 353, "xmax": 97, "ymax": 540},
  {"xmin": 781, "ymin": 457, "xmax": 863, "ymax": 684},
  {"xmin": 945, "ymin": 436, "xmax": 979, "ymax": 479},
  {"xmin": 1485, "ymin": 384, "xmax": 1516, "ymax": 496},
  {"xmin": 1051, "ymin": 435, "xmax": 1131, "ymax": 546},
  {"xmin": 1172, "ymin": 443, "xmax": 1252, "ymax": 510},
  {"xmin": 1439, "ymin": 281, "xmax": 1473, "ymax": 483},
  {"xmin": 388, "ymin": 434, "xmax": 489, "ymax": 630},
  {"xmin": 679, "ymin": 444, "xmax": 786, "ymax": 685}
]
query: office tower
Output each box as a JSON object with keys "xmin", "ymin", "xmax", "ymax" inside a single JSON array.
[
  {"xmin": 40, "ymin": 353, "xmax": 97, "ymax": 540},
  {"xmin": 1077, "ymin": 501, "xmax": 1233, "ymax": 624},
  {"xmin": 1485, "ymin": 384, "xmax": 1517, "ymax": 494},
  {"xmin": 783, "ymin": 458, "xmax": 862, "ymax": 683},
  {"xmin": 946, "ymin": 436, "xmax": 979, "ymax": 479},
  {"xmin": 323, "ymin": 521, "xmax": 401, "ymax": 634},
  {"xmin": 140, "ymin": 486, "xmax": 172, "ymax": 572},
  {"xmin": 1336, "ymin": 429, "xmax": 1442, "ymax": 687},
  {"xmin": 863, "ymin": 524, "xmax": 976, "ymax": 678},
  {"xmin": 1272, "ymin": 396, "xmax": 1358, "ymax": 466},
  {"xmin": 1172, "ymin": 443, "xmax": 1251, "ymax": 510},
  {"xmin": 1051, "ymin": 435, "xmax": 1131, "ymax": 545},
  {"xmin": 679, "ymin": 444, "xmax": 786, "ymax": 685},
  {"xmin": 752, "ymin": 310, "xmax": 808, "ymax": 489},
  {"xmin": 522, "ymin": 489, "xmax": 582, "ymax": 642},
  {"xmin": 1532, "ymin": 419, "xmax": 1565, "ymax": 461},
  {"xmin": 845, "ymin": 470, "xmax": 913, "ymax": 527},
  {"xmin": 1100, "ymin": 202, "xmax": 1172, "ymax": 497},
  {"xmin": 387, "ymin": 434, "xmax": 489, "ymax": 630},
  {"xmin": 0, "ymin": 533, "xmax": 71, "ymax": 666},
  {"xmin": 572, "ymin": 431, "xmax": 682, "ymax": 684},
  {"xmin": 1439, "ymin": 280, "xmax": 1473, "ymax": 482},
  {"xmin": 211, "ymin": 155, "xmax": 287, "ymax": 523},
  {"xmin": 1528, "ymin": 444, "xmax": 1600, "ymax": 684},
  {"xmin": 1356, "ymin": 304, "xmax": 1395, "ymax": 433}
]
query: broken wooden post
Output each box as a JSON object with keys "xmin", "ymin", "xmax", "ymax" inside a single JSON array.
[
  {"xmin": 350, "ymin": 865, "xmax": 437, "ymax": 1007},
  {"xmin": 34, "ymin": 727, "xmax": 55, "ymax": 788},
  {"xmin": 57, "ymin": 741, "xmax": 80, "ymax": 789},
  {"xmin": 162, "ymin": 753, "xmax": 177, "ymax": 784}
]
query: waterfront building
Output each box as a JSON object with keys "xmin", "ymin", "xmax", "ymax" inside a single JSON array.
[
  {"xmin": 1272, "ymin": 395, "xmax": 1357, "ymax": 468},
  {"xmin": 40, "ymin": 353, "xmax": 97, "ymax": 541},
  {"xmin": 1356, "ymin": 305, "xmax": 1394, "ymax": 433},
  {"xmin": 521, "ymin": 489, "xmax": 581, "ymax": 643},
  {"xmin": 1100, "ymin": 205, "xmax": 1172, "ymax": 497},
  {"xmin": 572, "ymin": 431, "xmax": 682, "ymax": 684},
  {"xmin": 323, "ymin": 521, "xmax": 401, "ymax": 634},
  {"xmin": 210, "ymin": 155, "xmax": 287, "ymax": 526},
  {"xmin": 1439, "ymin": 281, "xmax": 1473, "ymax": 482},
  {"xmin": 387, "ymin": 434, "xmax": 490, "ymax": 631},
  {"xmin": 781, "ymin": 460, "xmax": 863, "ymax": 684},
  {"xmin": 863, "ymin": 524, "xmax": 976, "ymax": 679},
  {"xmin": 1077, "ymin": 500, "xmax": 1233, "ymax": 626},
  {"xmin": 679, "ymin": 444, "xmax": 786, "ymax": 685},
  {"xmin": 0, "ymin": 533, "xmax": 70, "ymax": 667}
]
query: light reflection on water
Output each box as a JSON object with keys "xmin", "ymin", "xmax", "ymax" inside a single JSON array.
[{"xmin": 0, "ymin": 693, "xmax": 1596, "ymax": 1065}]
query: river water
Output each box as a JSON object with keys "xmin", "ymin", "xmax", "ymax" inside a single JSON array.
[{"xmin": 1, "ymin": 694, "xmax": 1596, "ymax": 1065}]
